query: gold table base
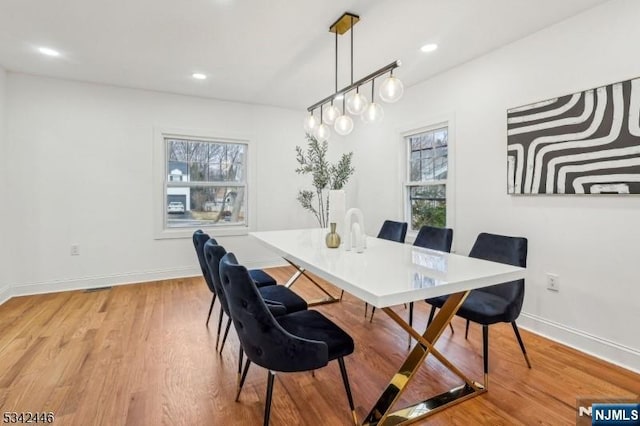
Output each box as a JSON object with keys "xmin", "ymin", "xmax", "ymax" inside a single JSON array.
[
  {"xmin": 283, "ymin": 259, "xmax": 340, "ymax": 307},
  {"xmin": 379, "ymin": 382, "xmax": 484, "ymax": 425},
  {"xmin": 363, "ymin": 290, "xmax": 486, "ymax": 425}
]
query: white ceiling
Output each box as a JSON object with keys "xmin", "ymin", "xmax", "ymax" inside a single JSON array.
[{"xmin": 0, "ymin": 0, "xmax": 609, "ymax": 110}]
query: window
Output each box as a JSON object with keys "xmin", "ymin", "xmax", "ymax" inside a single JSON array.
[
  {"xmin": 404, "ymin": 125, "xmax": 451, "ymax": 232},
  {"xmin": 155, "ymin": 129, "xmax": 251, "ymax": 238}
]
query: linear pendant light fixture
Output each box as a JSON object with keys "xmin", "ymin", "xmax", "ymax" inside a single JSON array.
[{"xmin": 304, "ymin": 12, "xmax": 403, "ymax": 141}]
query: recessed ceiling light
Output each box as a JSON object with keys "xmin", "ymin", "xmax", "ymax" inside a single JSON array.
[
  {"xmin": 38, "ymin": 47, "xmax": 60, "ymax": 57},
  {"xmin": 192, "ymin": 73, "xmax": 207, "ymax": 80},
  {"xmin": 420, "ymin": 43, "xmax": 438, "ymax": 53}
]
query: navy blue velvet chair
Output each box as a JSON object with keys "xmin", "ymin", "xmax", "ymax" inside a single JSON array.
[
  {"xmin": 377, "ymin": 220, "xmax": 408, "ymax": 243},
  {"xmin": 370, "ymin": 225, "xmax": 453, "ymax": 326},
  {"xmin": 413, "ymin": 225, "xmax": 453, "ymax": 252},
  {"xmin": 193, "ymin": 229, "xmax": 277, "ymax": 291},
  {"xmin": 204, "ymin": 240, "xmax": 307, "ymax": 354},
  {"xmin": 193, "ymin": 230, "xmax": 277, "ymax": 325},
  {"xmin": 192, "ymin": 230, "xmax": 218, "ymax": 325},
  {"xmin": 426, "ymin": 232, "xmax": 531, "ymax": 379},
  {"xmin": 220, "ymin": 252, "xmax": 357, "ymax": 426},
  {"xmin": 192, "ymin": 230, "xmax": 279, "ymax": 326}
]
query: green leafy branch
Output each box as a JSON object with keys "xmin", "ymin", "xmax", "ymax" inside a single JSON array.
[{"xmin": 295, "ymin": 134, "xmax": 355, "ymax": 228}]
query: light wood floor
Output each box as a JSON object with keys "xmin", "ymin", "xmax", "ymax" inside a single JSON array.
[{"xmin": 0, "ymin": 267, "xmax": 638, "ymax": 425}]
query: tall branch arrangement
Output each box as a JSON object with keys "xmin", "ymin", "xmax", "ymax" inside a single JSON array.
[{"xmin": 295, "ymin": 134, "xmax": 355, "ymax": 228}]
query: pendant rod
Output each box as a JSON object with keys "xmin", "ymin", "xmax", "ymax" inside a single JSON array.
[
  {"xmin": 350, "ymin": 15, "xmax": 354, "ymax": 85},
  {"xmin": 307, "ymin": 60, "xmax": 400, "ymax": 112},
  {"xmin": 334, "ymin": 30, "xmax": 338, "ymax": 94}
]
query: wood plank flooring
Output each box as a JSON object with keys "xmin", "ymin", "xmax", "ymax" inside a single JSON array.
[{"xmin": 0, "ymin": 267, "xmax": 638, "ymax": 425}]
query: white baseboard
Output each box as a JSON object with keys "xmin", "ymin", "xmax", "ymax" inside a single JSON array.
[
  {"xmin": 519, "ymin": 311, "xmax": 640, "ymax": 374},
  {"xmin": 0, "ymin": 285, "xmax": 12, "ymax": 306},
  {"xmin": 0, "ymin": 266, "xmax": 201, "ymax": 305},
  {"xmin": 0, "ymin": 259, "xmax": 289, "ymax": 306}
]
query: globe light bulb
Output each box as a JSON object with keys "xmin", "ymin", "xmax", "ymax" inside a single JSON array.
[
  {"xmin": 345, "ymin": 91, "xmax": 369, "ymax": 115},
  {"xmin": 379, "ymin": 76, "xmax": 404, "ymax": 103},
  {"xmin": 324, "ymin": 104, "xmax": 340, "ymax": 125},
  {"xmin": 334, "ymin": 114, "xmax": 354, "ymax": 136},
  {"xmin": 314, "ymin": 123, "xmax": 331, "ymax": 142},
  {"xmin": 303, "ymin": 114, "xmax": 318, "ymax": 133},
  {"xmin": 361, "ymin": 102, "xmax": 384, "ymax": 123}
]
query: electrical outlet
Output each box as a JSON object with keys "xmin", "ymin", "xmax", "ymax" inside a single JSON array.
[
  {"xmin": 546, "ymin": 273, "xmax": 559, "ymax": 292},
  {"xmin": 70, "ymin": 244, "xmax": 80, "ymax": 256}
]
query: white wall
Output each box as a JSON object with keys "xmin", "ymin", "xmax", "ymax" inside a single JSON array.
[
  {"xmin": 0, "ymin": 66, "xmax": 8, "ymax": 298},
  {"xmin": 348, "ymin": 0, "xmax": 640, "ymax": 371},
  {"xmin": 2, "ymin": 74, "xmax": 323, "ymax": 301}
]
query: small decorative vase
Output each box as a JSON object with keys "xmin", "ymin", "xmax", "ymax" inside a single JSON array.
[{"xmin": 325, "ymin": 222, "xmax": 341, "ymax": 248}]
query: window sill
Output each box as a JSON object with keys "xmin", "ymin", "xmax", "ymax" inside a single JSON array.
[{"xmin": 155, "ymin": 226, "xmax": 249, "ymax": 240}]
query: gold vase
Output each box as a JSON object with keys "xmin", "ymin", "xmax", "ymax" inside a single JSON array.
[{"xmin": 325, "ymin": 222, "xmax": 341, "ymax": 248}]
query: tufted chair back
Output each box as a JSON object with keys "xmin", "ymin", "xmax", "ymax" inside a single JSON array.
[
  {"xmin": 413, "ymin": 226, "xmax": 453, "ymax": 252},
  {"xmin": 219, "ymin": 252, "xmax": 329, "ymax": 372},
  {"xmin": 377, "ymin": 220, "xmax": 408, "ymax": 243},
  {"xmin": 469, "ymin": 233, "xmax": 528, "ymax": 322},
  {"xmin": 192, "ymin": 230, "xmax": 217, "ymax": 294},
  {"xmin": 203, "ymin": 240, "xmax": 230, "ymax": 316}
]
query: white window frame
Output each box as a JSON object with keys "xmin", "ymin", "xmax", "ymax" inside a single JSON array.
[
  {"xmin": 153, "ymin": 127, "xmax": 256, "ymax": 239},
  {"xmin": 401, "ymin": 116, "xmax": 456, "ymax": 244}
]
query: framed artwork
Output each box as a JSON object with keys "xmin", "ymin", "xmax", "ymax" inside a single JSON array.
[{"xmin": 507, "ymin": 77, "xmax": 640, "ymax": 194}]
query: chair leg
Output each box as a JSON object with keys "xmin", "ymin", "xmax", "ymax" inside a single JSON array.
[
  {"xmin": 238, "ymin": 347, "xmax": 244, "ymax": 385},
  {"xmin": 511, "ymin": 321, "xmax": 532, "ymax": 368},
  {"xmin": 364, "ymin": 302, "xmax": 368, "ymax": 318},
  {"xmin": 409, "ymin": 302, "xmax": 414, "ymax": 328},
  {"xmin": 219, "ymin": 317, "xmax": 232, "ymax": 354},
  {"xmin": 235, "ymin": 358, "xmax": 252, "ymax": 401},
  {"xmin": 264, "ymin": 371, "xmax": 276, "ymax": 426},
  {"xmin": 428, "ymin": 305, "xmax": 454, "ymax": 334},
  {"xmin": 340, "ymin": 290, "xmax": 344, "ymax": 301},
  {"xmin": 338, "ymin": 358, "xmax": 358, "ymax": 426},
  {"xmin": 482, "ymin": 325, "xmax": 489, "ymax": 388},
  {"xmin": 206, "ymin": 293, "xmax": 216, "ymax": 327},
  {"xmin": 215, "ymin": 306, "xmax": 224, "ymax": 350},
  {"xmin": 369, "ymin": 307, "xmax": 376, "ymax": 323},
  {"xmin": 465, "ymin": 319, "xmax": 470, "ymax": 339},
  {"xmin": 427, "ymin": 305, "xmax": 436, "ymax": 326},
  {"xmin": 407, "ymin": 302, "xmax": 414, "ymax": 349}
]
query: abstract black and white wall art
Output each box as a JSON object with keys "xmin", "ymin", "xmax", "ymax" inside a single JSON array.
[{"xmin": 507, "ymin": 77, "xmax": 640, "ymax": 194}]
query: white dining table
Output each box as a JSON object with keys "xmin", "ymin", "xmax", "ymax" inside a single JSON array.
[{"xmin": 250, "ymin": 228, "xmax": 526, "ymax": 425}]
